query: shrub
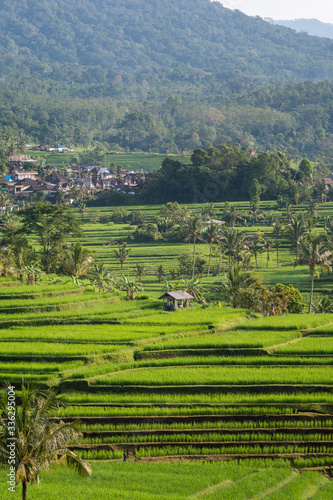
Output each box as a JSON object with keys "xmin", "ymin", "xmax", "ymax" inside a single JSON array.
[{"xmin": 273, "ymin": 283, "xmax": 305, "ymax": 314}]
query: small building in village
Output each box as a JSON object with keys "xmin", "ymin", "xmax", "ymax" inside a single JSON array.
[{"xmin": 159, "ymin": 291, "xmax": 194, "ymax": 311}]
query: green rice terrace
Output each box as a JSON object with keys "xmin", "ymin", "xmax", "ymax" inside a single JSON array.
[{"xmin": 1, "ymin": 200, "xmax": 333, "ymax": 498}]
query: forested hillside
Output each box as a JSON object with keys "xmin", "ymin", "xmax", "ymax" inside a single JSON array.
[
  {"xmin": 1, "ymin": 0, "xmax": 333, "ymax": 98},
  {"xmin": 2, "ymin": 81, "xmax": 333, "ymax": 160},
  {"xmin": 1, "ymin": 0, "xmax": 333, "ymax": 158}
]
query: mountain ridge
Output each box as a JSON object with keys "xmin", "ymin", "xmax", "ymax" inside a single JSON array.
[
  {"xmin": 273, "ymin": 18, "xmax": 333, "ymax": 40},
  {"xmin": 1, "ymin": 0, "xmax": 333, "ymax": 98}
]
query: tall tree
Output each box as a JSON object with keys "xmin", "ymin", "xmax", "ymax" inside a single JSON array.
[
  {"xmin": 219, "ymin": 265, "xmax": 257, "ymax": 308},
  {"xmin": 287, "ymin": 214, "xmax": 306, "ymax": 259},
  {"xmin": 249, "ymin": 233, "xmax": 265, "ymax": 269},
  {"xmin": 221, "ymin": 229, "xmax": 247, "ymax": 267},
  {"xmin": 135, "ymin": 263, "xmax": 149, "ymax": 282},
  {"xmin": 272, "ymin": 220, "xmax": 285, "ymax": 267},
  {"xmin": 0, "ymin": 385, "xmax": 91, "ymax": 500},
  {"xmin": 59, "ymin": 241, "xmax": 95, "ymax": 277},
  {"xmin": 184, "ymin": 216, "xmax": 203, "ymax": 279},
  {"xmin": 20, "ymin": 203, "xmax": 81, "ymax": 274},
  {"xmin": 223, "ymin": 203, "xmax": 243, "ymax": 231},
  {"xmin": 203, "ymin": 221, "xmax": 221, "ymax": 277},
  {"xmin": 113, "ymin": 242, "xmax": 130, "ymax": 278},
  {"xmin": 295, "ymin": 235, "xmax": 332, "ymax": 313}
]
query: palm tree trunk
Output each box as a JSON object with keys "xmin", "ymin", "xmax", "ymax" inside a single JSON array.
[
  {"xmin": 192, "ymin": 239, "xmax": 196, "ymax": 279},
  {"xmin": 207, "ymin": 242, "xmax": 212, "ymax": 277},
  {"xmin": 309, "ymin": 269, "xmax": 315, "ymax": 314},
  {"xmin": 121, "ymin": 262, "xmax": 123, "ymax": 279},
  {"xmin": 22, "ymin": 480, "xmax": 27, "ymax": 500},
  {"xmin": 276, "ymin": 246, "xmax": 279, "ymax": 267}
]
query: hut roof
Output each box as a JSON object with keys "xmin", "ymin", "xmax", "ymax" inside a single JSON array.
[{"xmin": 159, "ymin": 291, "xmax": 194, "ymax": 300}]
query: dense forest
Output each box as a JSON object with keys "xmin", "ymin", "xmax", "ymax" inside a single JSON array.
[
  {"xmin": 1, "ymin": 0, "xmax": 333, "ymax": 159},
  {"xmin": 141, "ymin": 144, "xmax": 323, "ymax": 204},
  {"xmin": 1, "ymin": 81, "xmax": 333, "ymax": 160},
  {"xmin": 1, "ymin": 0, "xmax": 333, "ymax": 98}
]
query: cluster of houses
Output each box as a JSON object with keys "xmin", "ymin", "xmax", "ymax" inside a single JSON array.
[{"xmin": 0, "ymin": 155, "xmax": 150, "ymax": 202}]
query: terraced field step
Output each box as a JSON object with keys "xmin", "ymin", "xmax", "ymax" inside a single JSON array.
[
  {"xmin": 87, "ymin": 383, "xmax": 333, "ymax": 394},
  {"xmin": 0, "ymin": 318, "xmax": 121, "ymax": 328},
  {"xmin": 70, "ymin": 441, "xmax": 333, "ymax": 449},
  {"xmin": 83, "ymin": 427, "xmax": 333, "ymax": 437},
  {"xmin": 137, "ymin": 348, "xmax": 333, "ymax": 359},
  {"xmin": 68, "ymin": 403, "xmax": 332, "ymax": 409},
  {"xmin": 55, "ymin": 413, "xmax": 333, "ymax": 425},
  {"xmin": 133, "ymin": 452, "xmax": 333, "ymax": 463},
  {"xmin": 136, "ymin": 348, "xmax": 271, "ymax": 358}
]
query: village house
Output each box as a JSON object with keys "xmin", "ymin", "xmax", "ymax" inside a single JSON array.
[{"xmin": 10, "ymin": 178, "xmax": 56, "ymax": 198}]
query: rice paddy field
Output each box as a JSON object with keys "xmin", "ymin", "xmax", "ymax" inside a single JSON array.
[
  {"xmin": 2, "ymin": 460, "xmax": 333, "ymax": 500},
  {"xmin": 72, "ymin": 200, "xmax": 333, "ymax": 304},
  {"xmin": 1, "ymin": 200, "xmax": 333, "ymax": 498}
]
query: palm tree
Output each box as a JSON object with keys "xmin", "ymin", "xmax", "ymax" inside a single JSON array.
[
  {"xmin": 156, "ymin": 264, "xmax": 165, "ymax": 283},
  {"xmin": 176, "ymin": 277, "xmax": 207, "ymax": 303},
  {"xmin": 212, "ymin": 243, "xmax": 225, "ymax": 276},
  {"xmin": 295, "ymin": 235, "xmax": 332, "ymax": 313},
  {"xmin": 316, "ymin": 295, "xmax": 333, "ymax": 314},
  {"xmin": 176, "ymin": 206, "xmax": 192, "ymax": 224},
  {"xmin": 241, "ymin": 252, "xmax": 252, "ymax": 271},
  {"xmin": 272, "ymin": 220, "xmax": 285, "ymax": 267},
  {"xmin": 113, "ymin": 242, "xmax": 130, "ymax": 278},
  {"xmin": 306, "ymin": 218, "xmax": 318, "ymax": 235},
  {"xmin": 223, "ymin": 203, "xmax": 243, "ymax": 231},
  {"xmin": 135, "ymin": 263, "xmax": 149, "ymax": 282},
  {"xmin": 184, "ymin": 216, "xmax": 203, "ymax": 279},
  {"xmin": 78, "ymin": 202, "xmax": 87, "ymax": 220},
  {"xmin": 89, "ymin": 263, "xmax": 115, "ymax": 292},
  {"xmin": 262, "ymin": 240, "xmax": 275, "ymax": 268},
  {"xmin": 248, "ymin": 201, "xmax": 264, "ymax": 227},
  {"xmin": 221, "ymin": 228, "xmax": 247, "ymax": 267},
  {"xmin": 203, "ymin": 221, "xmax": 221, "ymax": 277},
  {"xmin": 283, "ymin": 203, "xmax": 295, "ymax": 223},
  {"xmin": 248, "ymin": 233, "xmax": 264, "ymax": 269},
  {"xmin": 220, "ymin": 265, "xmax": 257, "ymax": 308},
  {"xmin": 287, "ymin": 215, "xmax": 306, "ymax": 259},
  {"xmin": 201, "ymin": 203, "xmax": 217, "ymax": 219},
  {"xmin": 119, "ymin": 276, "xmax": 143, "ymax": 300},
  {"xmin": 59, "ymin": 241, "xmax": 95, "ymax": 277},
  {"xmin": 307, "ymin": 199, "xmax": 319, "ymax": 220},
  {"xmin": 0, "ymin": 384, "xmax": 91, "ymax": 500}
]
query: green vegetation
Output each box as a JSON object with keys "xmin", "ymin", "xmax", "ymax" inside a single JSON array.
[
  {"xmin": 2, "ymin": 461, "xmax": 331, "ymax": 500},
  {"xmin": 0, "ymin": 200, "xmax": 333, "ymax": 498},
  {"xmin": 0, "ymin": 385, "xmax": 91, "ymax": 500},
  {"xmin": 0, "ymin": 1, "xmax": 333, "ymax": 156}
]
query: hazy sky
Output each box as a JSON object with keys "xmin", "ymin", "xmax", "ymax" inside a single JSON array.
[{"xmin": 219, "ymin": 0, "xmax": 333, "ymax": 24}]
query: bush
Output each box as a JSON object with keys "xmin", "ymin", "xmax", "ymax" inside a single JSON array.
[
  {"xmin": 236, "ymin": 283, "xmax": 305, "ymax": 315},
  {"xmin": 133, "ymin": 224, "xmax": 161, "ymax": 242},
  {"xmin": 273, "ymin": 283, "xmax": 305, "ymax": 314}
]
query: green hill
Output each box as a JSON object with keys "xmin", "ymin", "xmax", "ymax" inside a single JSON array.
[
  {"xmin": 1, "ymin": 1, "xmax": 333, "ymax": 158},
  {"xmin": 1, "ymin": 0, "xmax": 333, "ymax": 98}
]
